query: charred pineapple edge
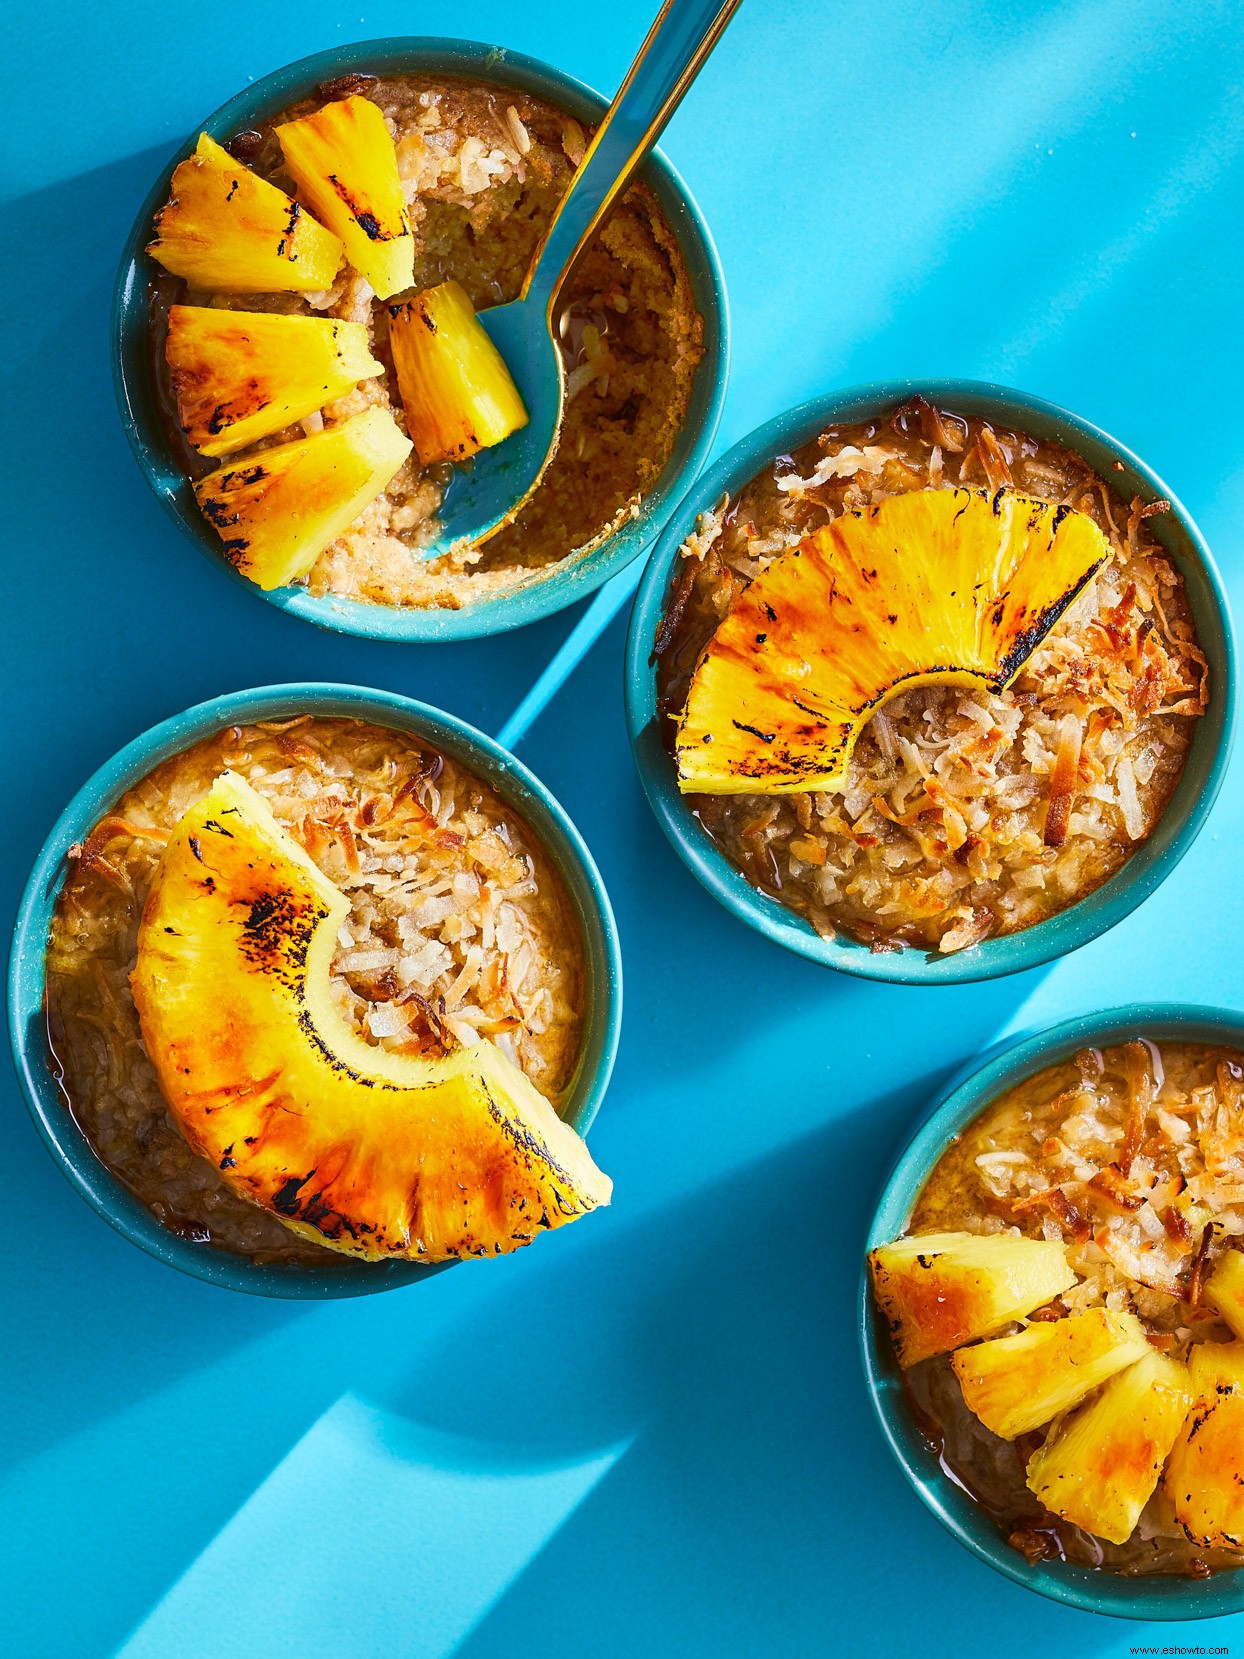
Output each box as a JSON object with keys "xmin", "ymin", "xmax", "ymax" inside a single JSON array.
[
  {"xmin": 868, "ymin": 1231, "xmax": 1244, "ymax": 1553},
  {"xmin": 129, "ymin": 770, "xmax": 611, "ymax": 1262},
  {"xmin": 671, "ymin": 487, "xmax": 1109, "ymax": 796}
]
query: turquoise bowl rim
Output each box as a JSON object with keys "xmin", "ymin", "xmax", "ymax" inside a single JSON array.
[
  {"xmin": 6, "ymin": 683, "xmax": 623, "ymax": 1298},
  {"xmin": 624, "ymin": 378, "xmax": 1237, "ymax": 984},
  {"xmin": 859, "ymin": 1002, "xmax": 1244, "ymax": 1620},
  {"xmin": 111, "ymin": 36, "xmax": 729, "ymax": 643}
]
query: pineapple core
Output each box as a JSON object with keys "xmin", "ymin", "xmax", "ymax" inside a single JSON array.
[
  {"xmin": 193, "ymin": 406, "xmax": 411, "ymax": 590},
  {"xmin": 1165, "ymin": 1341, "xmax": 1244, "ymax": 1549},
  {"xmin": 148, "ymin": 133, "xmax": 343, "ymax": 293},
  {"xmin": 389, "ymin": 281, "xmax": 530, "ymax": 467},
  {"xmin": 676, "ymin": 487, "xmax": 1110, "ymax": 795},
  {"xmin": 868, "ymin": 1231, "xmax": 1075, "ymax": 1369},
  {"xmin": 1206, "ymin": 1249, "xmax": 1244, "ymax": 1340},
  {"xmin": 276, "ymin": 96, "xmax": 414, "ymax": 299},
  {"xmin": 1026, "ymin": 1350, "xmax": 1193, "ymax": 1546},
  {"xmin": 951, "ymin": 1308, "xmax": 1150, "ymax": 1440},
  {"xmin": 166, "ymin": 307, "xmax": 383, "ymax": 457}
]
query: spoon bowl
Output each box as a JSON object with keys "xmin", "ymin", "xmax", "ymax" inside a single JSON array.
[
  {"xmin": 430, "ymin": 296, "xmax": 566, "ymax": 554},
  {"xmin": 423, "ymin": 0, "xmax": 742, "ymax": 556}
]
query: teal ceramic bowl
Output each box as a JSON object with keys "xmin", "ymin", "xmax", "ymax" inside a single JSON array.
[
  {"xmin": 625, "ymin": 379, "xmax": 1236, "ymax": 984},
  {"xmin": 112, "ymin": 38, "xmax": 728, "ymax": 643},
  {"xmin": 860, "ymin": 1003, "xmax": 1244, "ymax": 1619},
  {"xmin": 7, "ymin": 684, "xmax": 622, "ymax": 1298}
]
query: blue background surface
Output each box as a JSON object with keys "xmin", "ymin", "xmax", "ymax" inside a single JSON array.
[{"xmin": 4, "ymin": 1, "xmax": 1243, "ymax": 1654}]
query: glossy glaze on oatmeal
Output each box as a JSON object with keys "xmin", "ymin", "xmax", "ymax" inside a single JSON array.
[
  {"xmin": 905, "ymin": 1039, "xmax": 1244, "ymax": 1576},
  {"xmin": 45, "ymin": 716, "xmax": 585, "ymax": 1264},
  {"xmin": 655, "ymin": 400, "xmax": 1208, "ymax": 953},
  {"xmin": 151, "ymin": 72, "xmax": 703, "ymax": 610}
]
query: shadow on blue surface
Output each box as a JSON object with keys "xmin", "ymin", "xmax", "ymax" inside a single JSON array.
[
  {"xmin": 10, "ymin": 1072, "xmax": 951, "ymax": 1659},
  {"xmin": 3, "ymin": 152, "xmax": 589, "ymax": 904},
  {"xmin": 452, "ymin": 1104, "xmax": 1108, "ymax": 1659},
  {"xmin": 67, "ymin": 1079, "xmax": 1119, "ymax": 1659},
  {"xmin": 0, "ymin": 581, "xmax": 1056, "ymax": 1659},
  {"xmin": 114, "ymin": 1397, "xmax": 633, "ymax": 1659},
  {"xmin": 5, "ymin": 1, "xmax": 1244, "ymax": 1654},
  {"xmin": 0, "ymin": 147, "xmax": 575, "ymax": 1446}
]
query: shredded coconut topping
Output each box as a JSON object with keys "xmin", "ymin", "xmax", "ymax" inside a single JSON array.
[{"xmin": 656, "ymin": 400, "xmax": 1208, "ymax": 953}]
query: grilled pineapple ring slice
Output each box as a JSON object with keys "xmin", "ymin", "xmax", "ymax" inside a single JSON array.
[
  {"xmin": 131, "ymin": 772, "xmax": 611, "ymax": 1262},
  {"xmin": 676, "ymin": 486, "xmax": 1110, "ymax": 795}
]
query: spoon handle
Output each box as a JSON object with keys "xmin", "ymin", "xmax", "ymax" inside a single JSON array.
[{"xmin": 522, "ymin": 0, "xmax": 742, "ymax": 313}]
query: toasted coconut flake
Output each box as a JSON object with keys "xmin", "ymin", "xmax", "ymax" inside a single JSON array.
[
  {"xmin": 913, "ymin": 1040, "xmax": 1244, "ymax": 1370},
  {"xmin": 892, "ymin": 395, "xmax": 966, "ymax": 454},
  {"xmin": 973, "ymin": 425, "xmax": 1014, "ymax": 491},
  {"xmin": 1043, "ymin": 714, "xmax": 1083, "ymax": 848},
  {"xmin": 776, "ymin": 444, "xmax": 892, "ymax": 495}
]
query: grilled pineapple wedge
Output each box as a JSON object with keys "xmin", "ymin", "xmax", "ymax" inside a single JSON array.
[
  {"xmin": 1205, "ymin": 1249, "xmax": 1244, "ymax": 1340},
  {"xmin": 676, "ymin": 487, "xmax": 1109, "ymax": 795},
  {"xmin": 166, "ymin": 306, "xmax": 383, "ymax": 457},
  {"xmin": 390, "ymin": 281, "xmax": 529, "ymax": 467},
  {"xmin": 1026, "ymin": 1351, "xmax": 1193, "ymax": 1545},
  {"xmin": 276, "ymin": 96, "xmax": 414, "ymax": 299},
  {"xmin": 868, "ymin": 1231, "xmax": 1076, "ymax": 1369},
  {"xmin": 1165, "ymin": 1341, "xmax": 1244, "ymax": 1548},
  {"xmin": 951, "ymin": 1308, "xmax": 1150, "ymax": 1440},
  {"xmin": 148, "ymin": 133, "xmax": 343, "ymax": 293},
  {"xmin": 193, "ymin": 406, "xmax": 411, "ymax": 589},
  {"xmin": 130, "ymin": 771, "xmax": 611, "ymax": 1262}
]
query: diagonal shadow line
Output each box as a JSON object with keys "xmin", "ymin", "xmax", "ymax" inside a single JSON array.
[
  {"xmin": 0, "ymin": 1060, "xmax": 947, "ymax": 1658},
  {"xmin": 450, "ymin": 1094, "xmax": 1244, "ymax": 1659},
  {"xmin": 495, "ymin": 0, "xmax": 1244, "ymax": 758},
  {"xmin": 111, "ymin": 1399, "xmax": 634, "ymax": 1659},
  {"xmin": 9, "ymin": 3, "xmax": 1244, "ymax": 1645},
  {"xmin": 39, "ymin": 1081, "xmax": 933, "ymax": 1659},
  {"xmin": 439, "ymin": 1098, "xmax": 1091, "ymax": 1659}
]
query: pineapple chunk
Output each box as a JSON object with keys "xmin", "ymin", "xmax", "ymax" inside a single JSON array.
[
  {"xmin": 193, "ymin": 406, "xmax": 411, "ymax": 590},
  {"xmin": 1026, "ymin": 1350, "xmax": 1193, "ymax": 1545},
  {"xmin": 166, "ymin": 307, "xmax": 383, "ymax": 457},
  {"xmin": 951, "ymin": 1308, "xmax": 1150, "ymax": 1439},
  {"xmin": 276, "ymin": 96, "xmax": 413, "ymax": 299},
  {"xmin": 675, "ymin": 487, "xmax": 1108, "ymax": 795},
  {"xmin": 1165, "ymin": 1341, "xmax": 1244, "ymax": 1549},
  {"xmin": 389, "ymin": 281, "xmax": 530, "ymax": 467},
  {"xmin": 868, "ymin": 1231, "xmax": 1076, "ymax": 1369},
  {"xmin": 1206, "ymin": 1249, "xmax": 1244, "ymax": 1340},
  {"xmin": 148, "ymin": 134, "xmax": 342, "ymax": 293}
]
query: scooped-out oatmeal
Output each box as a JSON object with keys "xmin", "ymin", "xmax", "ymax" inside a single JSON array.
[
  {"xmin": 870, "ymin": 1039, "xmax": 1244, "ymax": 1577},
  {"xmin": 655, "ymin": 398, "xmax": 1209, "ymax": 954},
  {"xmin": 148, "ymin": 72, "xmax": 704, "ymax": 610},
  {"xmin": 45, "ymin": 716, "xmax": 594, "ymax": 1266}
]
